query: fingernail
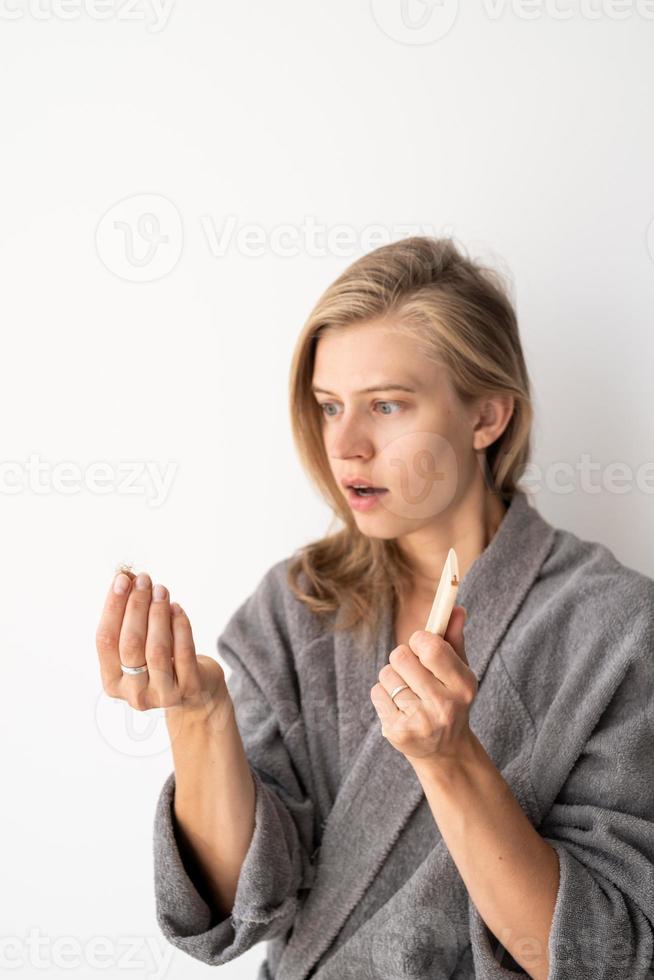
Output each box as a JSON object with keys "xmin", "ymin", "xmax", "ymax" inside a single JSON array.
[
  {"xmin": 152, "ymin": 584, "xmax": 168, "ymax": 602},
  {"xmin": 113, "ymin": 573, "xmax": 130, "ymax": 595},
  {"xmin": 171, "ymin": 602, "xmax": 183, "ymax": 616},
  {"xmin": 135, "ymin": 573, "xmax": 151, "ymax": 591}
]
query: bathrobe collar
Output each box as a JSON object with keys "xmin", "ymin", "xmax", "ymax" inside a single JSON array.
[{"xmin": 277, "ymin": 490, "xmax": 557, "ymax": 980}]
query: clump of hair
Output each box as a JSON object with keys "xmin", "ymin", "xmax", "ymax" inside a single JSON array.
[{"xmin": 114, "ymin": 563, "xmax": 136, "ymax": 582}]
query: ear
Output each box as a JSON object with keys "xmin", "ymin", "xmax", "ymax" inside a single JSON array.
[{"xmin": 471, "ymin": 395, "xmax": 515, "ymax": 452}]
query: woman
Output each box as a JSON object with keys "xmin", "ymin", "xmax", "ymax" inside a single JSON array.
[{"xmin": 96, "ymin": 237, "xmax": 654, "ymax": 979}]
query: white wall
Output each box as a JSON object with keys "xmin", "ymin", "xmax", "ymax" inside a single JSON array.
[{"xmin": 1, "ymin": 2, "xmax": 652, "ymax": 977}]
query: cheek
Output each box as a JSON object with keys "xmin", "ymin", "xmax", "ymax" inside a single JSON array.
[{"xmin": 375, "ymin": 430, "xmax": 459, "ymax": 521}]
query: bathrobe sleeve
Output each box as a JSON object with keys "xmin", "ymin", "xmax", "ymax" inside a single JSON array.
[
  {"xmin": 467, "ymin": 603, "xmax": 654, "ymax": 980},
  {"xmin": 152, "ymin": 564, "xmax": 318, "ymax": 966}
]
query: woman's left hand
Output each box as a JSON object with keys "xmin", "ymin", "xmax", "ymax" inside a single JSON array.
[{"xmin": 370, "ymin": 606, "xmax": 478, "ymax": 767}]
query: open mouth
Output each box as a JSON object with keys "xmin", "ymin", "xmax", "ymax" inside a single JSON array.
[{"xmin": 349, "ymin": 487, "xmax": 388, "ymax": 497}]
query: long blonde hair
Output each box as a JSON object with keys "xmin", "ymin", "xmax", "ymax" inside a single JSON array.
[{"xmin": 286, "ymin": 236, "xmax": 533, "ymax": 647}]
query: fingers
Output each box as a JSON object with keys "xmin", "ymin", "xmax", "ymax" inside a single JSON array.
[
  {"xmin": 376, "ymin": 663, "xmax": 421, "ymax": 718},
  {"xmin": 144, "ymin": 583, "xmax": 176, "ymax": 706},
  {"xmin": 97, "ymin": 565, "xmax": 201, "ymax": 712},
  {"xmin": 407, "ymin": 631, "xmax": 473, "ymax": 701},
  {"xmin": 95, "ymin": 569, "xmax": 136, "ymax": 695},
  {"xmin": 118, "ymin": 571, "xmax": 153, "ymax": 702},
  {"xmin": 170, "ymin": 603, "xmax": 200, "ymax": 694}
]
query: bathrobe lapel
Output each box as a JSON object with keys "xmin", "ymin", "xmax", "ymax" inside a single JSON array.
[{"xmin": 277, "ymin": 492, "xmax": 557, "ymax": 980}]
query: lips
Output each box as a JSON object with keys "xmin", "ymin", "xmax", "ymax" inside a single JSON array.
[
  {"xmin": 341, "ymin": 476, "xmax": 387, "ymax": 490},
  {"xmin": 345, "ymin": 484, "xmax": 389, "ymax": 509}
]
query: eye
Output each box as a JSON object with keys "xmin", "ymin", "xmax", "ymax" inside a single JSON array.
[
  {"xmin": 375, "ymin": 400, "xmax": 403, "ymax": 416},
  {"xmin": 316, "ymin": 400, "xmax": 405, "ymax": 418}
]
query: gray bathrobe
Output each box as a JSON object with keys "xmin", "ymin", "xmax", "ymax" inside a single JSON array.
[{"xmin": 152, "ymin": 490, "xmax": 654, "ymax": 979}]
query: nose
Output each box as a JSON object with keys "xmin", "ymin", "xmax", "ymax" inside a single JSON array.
[{"xmin": 325, "ymin": 409, "xmax": 375, "ymax": 461}]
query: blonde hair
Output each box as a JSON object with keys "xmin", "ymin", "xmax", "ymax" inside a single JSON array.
[{"xmin": 286, "ymin": 235, "xmax": 533, "ymax": 647}]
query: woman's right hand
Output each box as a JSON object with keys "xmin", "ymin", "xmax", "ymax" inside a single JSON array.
[{"xmin": 95, "ymin": 568, "xmax": 229, "ymax": 724}]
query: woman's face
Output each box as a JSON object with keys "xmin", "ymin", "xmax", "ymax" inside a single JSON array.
[{"xmin": 312, "ymin": 319, "xmax": 482, "ymax": 535}]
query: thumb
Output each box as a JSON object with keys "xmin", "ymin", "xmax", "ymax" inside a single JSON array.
[{"xmin": 444, "ymin": 605, "xmax": 468, "ymax": 665}]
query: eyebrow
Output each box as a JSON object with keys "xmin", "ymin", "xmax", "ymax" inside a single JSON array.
[{"xmin": 311, "ymin": 381, "xmax": 418, "ymax": 396}]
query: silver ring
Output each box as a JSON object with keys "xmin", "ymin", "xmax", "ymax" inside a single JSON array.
[
  {"xmin": 390, "ymin": 683, "xmax": 409, "ymax": 704},
  {"xmin": 120, "ymin": 662, "xmax": 148, "ymax": 675}
]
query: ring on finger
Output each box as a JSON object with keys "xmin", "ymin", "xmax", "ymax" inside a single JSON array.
[
  {"xmin": 389, "ymin": 683, "xmax": 410, "ymax": 704},
  {"xmin": 120, "ymin": 662, "xmax": 149, "ymax": 675}
]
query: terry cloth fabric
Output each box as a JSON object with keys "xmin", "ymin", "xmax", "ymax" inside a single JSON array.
[{"xmin": 152, "ymin": 490, "xmax": 654, "ymax": 979}]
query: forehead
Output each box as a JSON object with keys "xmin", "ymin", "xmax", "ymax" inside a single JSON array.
[{"xmin": 312, "ymin": 320, "xmax": 441, "ymax": 391}]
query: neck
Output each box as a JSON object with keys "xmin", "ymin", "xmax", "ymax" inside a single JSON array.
[{"xmin": 397, "ymin": 485, "xmax": 510, "ymax": 606}]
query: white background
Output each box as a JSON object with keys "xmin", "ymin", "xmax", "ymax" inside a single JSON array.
[{"xmin": 1, "ymin": 1, "xmax": 653, "ymax": 977}]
